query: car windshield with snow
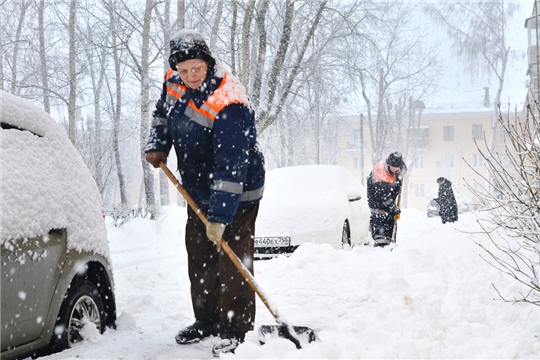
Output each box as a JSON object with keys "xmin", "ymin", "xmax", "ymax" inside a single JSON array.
[
  {"xmin": 254, "ymin": 165, "xmax": 370, "ymax": 258},
  {"xmin": 0, "ymin": 91, "xmax": 116, "ymax": 360}
]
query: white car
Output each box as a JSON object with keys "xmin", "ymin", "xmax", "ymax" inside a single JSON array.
[
  {"xmin": 254, "ymin": 165, "xmax": 370, "ymax": 258},
  {"xmin": 1, "ymin": 91, "xmax": 116, "ymax": 360}
]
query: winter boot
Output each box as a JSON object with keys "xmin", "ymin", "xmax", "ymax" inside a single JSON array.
[
  {"xmin": 211, "ymin": 332, "xmax": 245, "ymax": 356},
  {"xmin": 373, "ymin": 235, "xmax": 390, "ymax": 247},
  {"xmin": 175, "ymin": 319, "xmax": 218, "ymax": 344}
]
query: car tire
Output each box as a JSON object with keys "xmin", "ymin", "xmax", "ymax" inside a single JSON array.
[
  {"xmin": 48, "ymin": 280, "xmax": 105, "ymax": 354},
  {"xmin": 341, "ymin": 220, "xmax": 351, "ymax": 249}
]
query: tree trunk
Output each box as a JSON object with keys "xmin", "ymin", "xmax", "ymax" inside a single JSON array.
[
  {"xmin": 241, "ymin": 0, "xmax": 256, "ymax": 86},
  {"xmin": 251, "ymin": 0, "xmax": 270, "ymax": 109},
  {"xmin": 255, "ymin": 0, "xmax": 294, "ymax": 131},
  {"xmin": 210, "ymin": 0, "xmax": 223, "ymax": 50},
  {"xmin": 38, "ymin": 0, "xmax": 50, "ymax": 114},
  {"xmin": 11, "ymin": 0, "xmax": 30, "ymax": 94},
  {"xmin": 230, "ymin": 0, "xmax": 238, "ymax": 75},
  {"xmin": 177, "ymin": 0, "xmax": 184, "ymax": 29},
  {"xmin": 140, "ymin": 0, "xmax": 157, "ymax": 218},
  {"xmin": 159, "ymin": 0, "xmax": 171, "ymax": 207},
  {"xmin": 256, "ymin": 0, "xmax": 327, "ymax": 133},
  {"xmin": 68, "ymin": 0, "xmax": 78, "ymax": 146},
  {"xmin": 109, "ymin": 0, "xmax": 128, "ymax": 207},
  {"xmin": 82, "ymin": 19, "xmax": 107, "ymax": 196},
  {"xmin": 0, "ymin": 21, "xmax": 4, "ymax": 90}
]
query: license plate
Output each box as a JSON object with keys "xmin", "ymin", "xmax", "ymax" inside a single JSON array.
[{"xmin": 254, "ymin": 236, "xmax": 290, "ymax": 248}]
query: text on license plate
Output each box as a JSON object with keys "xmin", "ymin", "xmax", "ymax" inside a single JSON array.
[{"xmin": 254, "ymin": 236, "xmax": 290, "ymax": 248}]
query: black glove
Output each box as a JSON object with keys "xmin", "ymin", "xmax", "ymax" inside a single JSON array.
[{"xmin": 388, "ymin": 204, "xmax": 401, "ymax": 217}]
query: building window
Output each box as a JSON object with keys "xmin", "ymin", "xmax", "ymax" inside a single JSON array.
[
  {"xmin": 445, "ymin": 154, "xmax": 454, "ymax": 168},
  {"xmin": 414, "ymin": 155, "xmax": 424, "ymax": 169},
  {"xmin": 414, "ymin": 184, "xmax": 425, "ymax": 197},
  {"xmin": 409, "ymin": 126, "xmax": 429, "ymax": 148},
  {"xmin": 347, "ymin": 129, "xmax": 362, "ymax": 149},
  {"xmin": 443, "ymin": 126, "xmax": 454, "ymax": 141},
  {"xmin": 472, "ymin": 124, "xmax": 483, "ymax": 139},
  {"xmin": 353, "ymin": 157, "xmax": 361, "ymax": 170},
  {"xmin": 353, "ymin": 129, "xmax": 361, "ymax": 145},
  {"xmin": 473, "ymin": 153, "xmax": 484, "ymax": 167}
]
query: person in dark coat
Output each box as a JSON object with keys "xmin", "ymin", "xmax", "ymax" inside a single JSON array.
[
  {"xmin": 145, "ymin": 29, "xmax": 265, "ymax": 356},
  {"xmin": 433, "ymin": 177, "xmax": 458, "ymax": 224},
  {"xmin": 366, "ymin": 151, "xmax": 407, "ymax": 247}
]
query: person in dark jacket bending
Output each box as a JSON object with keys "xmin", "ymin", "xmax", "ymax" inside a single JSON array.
[
  {"xmin": 434, "ymin": 177, "xmax": 458, "ymax": 224},
  {"xmin": 145, "ymin": 29, "xmax": 265, "ymax": 356},
  {"xmin": 367, "ymin": 152, "xmax": 406, "ymax": 247}
]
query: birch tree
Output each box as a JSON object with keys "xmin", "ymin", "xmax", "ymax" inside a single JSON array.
[
  {"xmin": 106, "ymin": 0, "xmax": 129, "ymax": 207},
  {"xmin": 255, "ymin": 0, "xmax": 328, "ymax": 133},
  {"xmin": 38, "ymin": 0, "xmax": 50, "ymax": 113},
  {"xmin": 67, "ymin": 0, "xmax": 78, "ymax": 145}
]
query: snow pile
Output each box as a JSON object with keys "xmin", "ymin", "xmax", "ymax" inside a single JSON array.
[
  {"xmin": 43, "ymin": 205, "xmax": 540, "ymax": 359},
  {"xmin": 0, "ymin": 91, "xmax": 109, "ymax": 258}
]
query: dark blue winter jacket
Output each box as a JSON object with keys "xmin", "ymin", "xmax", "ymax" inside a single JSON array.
[
  {"xmin": 145, "ymin": 66, "xmax": 265, "ymax": 224},
  {"xmin": 366, "ymin": 157, "xmax": 403, "ymax": 216}
]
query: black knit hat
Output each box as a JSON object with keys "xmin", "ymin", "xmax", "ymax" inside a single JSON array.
[
  {"xmin": 168, "ymin": 29, "xmax": 215, "ymax": 71},
  {"xmin": 386, "ymin": 151, "xmax": 404, "ymax": 168},
  {"xmin": 437, "ymin": 177, "xmax": 445, "ymax": 184}
]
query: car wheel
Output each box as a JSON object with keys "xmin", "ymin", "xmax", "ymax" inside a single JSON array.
[
  {"xmin": 341, "ymin": 220, "xmax": 351, "ymax": 249},
  {"xmin": 49, "ymin": 280, "xmax": 105, "ymax": 354}
]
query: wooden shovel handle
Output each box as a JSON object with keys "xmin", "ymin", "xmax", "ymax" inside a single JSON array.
[{"xmin": 159, "ymin": 162, "xmax": 281, "ymax": 321}]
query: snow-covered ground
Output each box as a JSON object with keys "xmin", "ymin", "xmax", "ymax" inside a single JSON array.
[{"xmin": 43, "ymin": 205, "xmax": 540, "ymax": 359}]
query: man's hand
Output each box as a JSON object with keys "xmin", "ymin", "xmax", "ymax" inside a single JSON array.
[
  {"xmin": 206, "ymin": 222, "xmax": 226, "ymax": 252},
  {"xmin": 394, "ymin": 213, "xmax": 401, "ymax": 220},
  {"xmin": 145, "ymin": 151, "xmax": 167, "ymax": 168}
]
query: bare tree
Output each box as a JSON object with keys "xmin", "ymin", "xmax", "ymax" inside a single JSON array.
[
  {"xmin": 240, "ymin": 0, "xmax": 256, "ymax": 85},
  {"xmin": 67, "ymin": 0, "xmax": 78, "ymax": 145},
  {"xmin": 463, "ymin": 103, "xmax": 540, "ymax": 306},
  {"xmin": 37, "ymin": 0, "xmax": 50, "ymax": 113},
  {"xmin": 106, "ymin": 0, "xmax": 129, "ymax": 207},
  {"xmin": 9, "ymin": 0, "xmax": 30, "ymax": 95},
  {"xmin": 354, "ymin": 2, "xmax": 439, "ymax": 167},
  {"xmin": 209, "ymin": 0, "xmax": 224, "ymax": 49},
  {"xmin": 426, "ymin": 0, "xmax": 520, "ymax": 155},
  {"xmin": 155, "ymin": 0, "xmax": 172, "ymax": 206},
  {"xmin": 138, "ymin": 0, "xmax": 158, "ymax": 218},
  {"xmin": 255, "ymin": 0, "xmax": 328, "ymax": 133}
]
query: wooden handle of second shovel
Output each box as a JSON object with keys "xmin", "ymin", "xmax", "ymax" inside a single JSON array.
[{"xmin": 159, "ymin": 162, "xmax": 281, "ymax": 321}]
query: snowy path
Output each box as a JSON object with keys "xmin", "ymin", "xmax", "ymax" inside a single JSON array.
[{"xmin": 43, "ymin": 205, "xmax": 540, "ymax": 359}]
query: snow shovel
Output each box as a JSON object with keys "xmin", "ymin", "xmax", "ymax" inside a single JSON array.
[
  {"xmin": 392, "ymin": 174, "xmax": 405, "ymax": 242},
  {"xmin": 159, "ymin": 162, "xmax": 319, "ymax": 349}
]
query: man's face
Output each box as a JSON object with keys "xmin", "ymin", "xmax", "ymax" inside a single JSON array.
[
  {"xmin": 177, "ymin": 59, "xmax": 208, "ymax": 89},
  {"xmin": 389, "ymin": 165, "xmax": 401, "ymax": 175}
]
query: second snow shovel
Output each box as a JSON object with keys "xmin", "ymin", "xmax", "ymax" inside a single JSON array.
[
  {"xmin": 159, "ymin": 162, "xmax": 319, "ymax": 349},
  {"xmin": 392, "ymin": 174, "xmax": 405, "ymax": 243}
]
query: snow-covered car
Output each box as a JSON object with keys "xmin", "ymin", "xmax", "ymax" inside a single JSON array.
[
  {"xmin": 427, "ymin": 187, "xmax": 471, "ymax": 217},
  {"xmin": 254, "ymin": 165, "xmax": 370, "ymax": 258},
  {"xmin": 1, "ymin": 91, "xmax": 116, "ymax": 360}
]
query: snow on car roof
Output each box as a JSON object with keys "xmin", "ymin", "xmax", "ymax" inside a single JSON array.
[{"xmin": 0, "ymin": 91, "xmax": 110, "ymax": 259}]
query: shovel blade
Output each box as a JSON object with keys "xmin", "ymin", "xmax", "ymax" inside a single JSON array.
[{"xmin": 258, "ymin": 324, "xmax": 319, "ymax": 348}]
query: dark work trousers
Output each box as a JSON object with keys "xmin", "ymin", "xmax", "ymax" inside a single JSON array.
[
  {"xmin": 371, "ymin": 212, "xmax": 395, "ymax": 243},
  {"xmin": 185, "ymin": 204, "xmax": 259, "ymax": 335}
]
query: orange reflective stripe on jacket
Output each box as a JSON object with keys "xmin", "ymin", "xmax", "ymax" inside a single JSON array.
[
  {"xmin": 372, "ymin": 158, "xmax": 397, "ymax": 184},
  {"xmin": 164, "ymin": 70, "xmax": 247, "ymax": 128}
]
